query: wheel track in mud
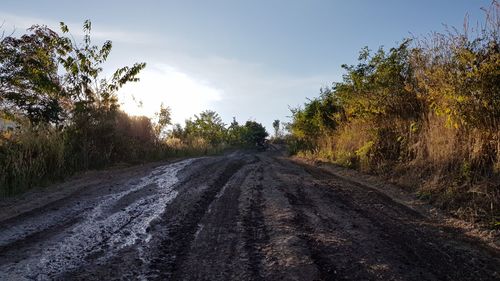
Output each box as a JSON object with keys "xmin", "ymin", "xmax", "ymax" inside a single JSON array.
[
  {"xmin": 263, "ymin": 156, "xmax": 341, "ymax": 279},
  {"xmin": 148, "ymin": 159, "xmax": 246, "ymax": 280},
  {"xmin": 274, "ymin": 157, "xmax": 499, "ymax": 281},
  {"xmin": 241, "ymin": 165, "xmax": 270, "ymax": 281},
  {"xmin": 302, "ymin": 163, "xmax": 499, "ymax": 281},
  {"xmin": 267, "ymin": 166, "xmax": 343, "ymax": 280}
]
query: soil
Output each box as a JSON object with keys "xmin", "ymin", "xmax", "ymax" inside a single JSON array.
[{"xmin": 0, "ymin": 148, "xmax": 498, "ymax": 280}]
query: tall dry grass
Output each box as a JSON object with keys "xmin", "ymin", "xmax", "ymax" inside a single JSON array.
[
  {"xmin": 166, "ymin": 136, "xmax": 229, "ymax": 157},
  {"xmin": 0, "ymin": 122, "xmax": 231, "ymax": 197},
  {"xmin": 404, "ymin": 115, "xmax": 500, "ymax": 223},
  {"xmin": 302, "ymin": 113, "xmax": 499, "ymax": 224},
  {"xmin": 0, "ymin": 125, "xmax": 66, "ymax": 196}
]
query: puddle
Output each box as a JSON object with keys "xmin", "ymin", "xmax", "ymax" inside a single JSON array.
[{"xmin": 0, "ymin": 159, "xmax": 195, "ymax": 280}]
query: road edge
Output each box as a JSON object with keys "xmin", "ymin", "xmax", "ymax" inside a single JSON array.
[{"xmin": 290, "ymin": 156, "xmax": 500, "ymax": 251}]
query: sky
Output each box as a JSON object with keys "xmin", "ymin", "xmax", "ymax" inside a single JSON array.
[{"xmin": 0, "ymin": 0, "xmax": 493, "ymax": 131}]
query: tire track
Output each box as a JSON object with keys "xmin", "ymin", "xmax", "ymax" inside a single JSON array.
[
  {"xmin": 148, "ymin": 159, "xmax": 246, "ymax": 280},
  {"xmin": 273, "ymin": 179, "xmax": 345, "ymax": 280},
  {"xmin": 174, "ymin": 160, "xmax": 257, "ymax": 280},
  {"xmin": 241, "ymin": 165, "xmax": 270, "ymax": 281},
  {"xmin": 277, "ymin": 159, "xmax": 499, "ymax": 281}
]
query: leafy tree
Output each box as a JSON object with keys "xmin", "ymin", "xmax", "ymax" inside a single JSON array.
[
  {"xmin": 0, "ymin": 25, "xmax": 66, "ymax": 123},
  {"xmin": 272, "ymin": 119, "xmax": 280, "ymax": 138},
  {"xmin": 334, "ymin": 40, "xmax": 422, "ymax": 121},
  {"xmin": 0, "ymin": 20, "xmax": 146, "ymax": 127},
  {"xmin": 288, "ymin": 2, "xmax": 500, "ymax": 187},
  {"xmin": 227, "ymin": 117, "xmax": 244, "ymax": 145},
  {"xmin": 56, "ymin": 20, "xmax": 146, "ymax": 168},
  {"xmin": 242, "ymin": 120, "xmax": 268, "ymax": 146},
  {"xmin": 58, "ymin": 20, "xmax": 145, "ymax": 115},
  {"xmin": 154, "ymin": 103, "xmax": 172, "ymax": 138},
  {"xmin": 184, "ymin": 110, "xmax": 226, "ymax": 145},
  {"xmin": 0, "ymin": 20, "xmax": 167, "ymax": 195},
  {"xmin": 289, "ymin": 88, "xmax": 343, "ymax": 147}
]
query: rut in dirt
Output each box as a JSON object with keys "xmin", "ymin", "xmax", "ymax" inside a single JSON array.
[
  {"xmin": 283, "ymin": 158, "xmax": 498, "ymax": 280},
  {"xmin": 147, "ymin": 158, "xmax": 247, "ymax": 280},
  {"xmin": 241, "ymin": 165, "xmax": 270, "ymax": 281}
]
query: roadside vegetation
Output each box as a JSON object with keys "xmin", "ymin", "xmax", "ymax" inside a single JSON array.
[
  {"xmin": 0, "ymin": 21, "xmax": 267, "ymax": 196},
  {"xmin": 288, "ymin": 2, "xmax": 500, "ymax": 226}
]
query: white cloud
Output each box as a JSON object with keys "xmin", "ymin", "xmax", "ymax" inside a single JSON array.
[
  {"xmin": 118, "ymin": 64, "xmax": 223, "ymax": 124},
  {"xmin": 113, "ymin": 49, "xmax": 336, "ymax": 130},
  {"xmin": 141, "ymin": 52, "xmax": 336, "ymax": 129}
]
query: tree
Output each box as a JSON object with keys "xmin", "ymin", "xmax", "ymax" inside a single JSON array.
[
  {"xmin": 0, "ymin": 25, "xmax": 66, "ymax": 123},
  {"xmin": 227, "ymin": 117, "xmax": 244, "ymax": 145},
  {"xmin": 334, "ymin": 40, "xmax": 422, "ymax": 121},
  {"xmin": 184, "ymin": 110, "xmax": 226, "ymax": 145},
  {"xmin": 57, "ymin": 20, "xmax": 146, "ymax": 168},
  {"xmin": 242, "ymin": 120, "xmax": 268, "ymax": 146},
  {"xmin": 272, "ymin": 119, "xmax": 280, "ymax": 138},
  {"xmin": 58, "ymin": 20, "xmax": 146, "ymax": 115},
  {"xmin": 0, "ymin": 20, "xmax": 146, "ymax": 127},
  {"xmin": 154, "ymin": 103, "xmax": 172, "ymax": 138}
]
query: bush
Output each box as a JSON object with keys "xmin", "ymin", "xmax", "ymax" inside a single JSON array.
[
  {"xmin": 0, "ymin": 125, "xmax": 65, "ymax": 196},
  {"xmin": 287, "ymin": 3, "xmax": 500, "ymax": 224}
]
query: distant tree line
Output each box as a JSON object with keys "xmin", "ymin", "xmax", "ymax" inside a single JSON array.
[{"xmin": 167, "ymin": 110, "xmax": 268, "ymax": 153}]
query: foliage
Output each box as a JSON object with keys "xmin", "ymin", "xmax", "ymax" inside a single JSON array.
[
  {"xmin": 335, "ymin": 40, "xmax": 422, "ymax": 121},
  {"xmin": 241, "ymin": 120, "xmax": 268, "ymax": 146},
  {"xmin": 412, "ymin": 23, "xmax": 500, "ymax": 129},
  {"xmin": 0, "ymin": 125, "xmax": 66, "ymax": 196},
  {"xmin": 0, "ymin": 20, "xmax": 155, "ymax": 195},
  {"xmin": 58, "ymin": 20, "xmax": 146, "ymax": 115},
  {"xmin": 167, "ymin": 113, "xmax": 268, "ymax": 149},
  {"xmin": 0, "ymin": 25, "xmax": 66, "ymax": 123},
  {"xmin": 58, "ymin": 21, "xmax": 147, "ymax": 169},
  {"xmin": 288, "ymin": 2, "xmax": 500, "ymax": 224},
  {"xmin": 272, "ymin": 119, "xmax": 280, "ymax": 138},
  {"xmin": 227, "ymin": 117, "xmax": 244, "ymax": 145},
  {"xmin": 154, "ymin": 103, "xmax": 172, "ymax": 138},
  {"xmin": 184, "ymin": 110, "xmax": 226, "ymax": 146},
  {"xmin": 289, "ymin": 87, "xmax": 343, "ymax": 149}
]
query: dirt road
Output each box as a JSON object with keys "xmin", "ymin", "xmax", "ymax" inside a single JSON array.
[{"xmin": 0, "ymin": 150, "xmax": 498, "ymax": 280}]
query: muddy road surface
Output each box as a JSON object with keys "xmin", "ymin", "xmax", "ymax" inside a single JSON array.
[{"xmin": 0, "ymin": 150, "xmax": 498, "ymax": 280}]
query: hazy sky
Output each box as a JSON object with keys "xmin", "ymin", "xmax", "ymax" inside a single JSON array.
[{"xmin": 1, "ymin": 0, "xmax": 492, "ymax": 130}]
